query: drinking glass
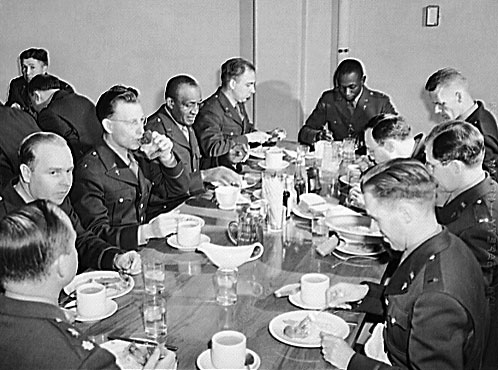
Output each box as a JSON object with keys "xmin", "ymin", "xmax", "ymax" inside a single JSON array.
[
  {"xmin": 213, "ymin": 268, "xmax": 238, "ymax": 306},
  {"xmin": 142, "ymin": 259, "xmax": 165, "ymax": 295},
  {"xmin": 143, "ymin": 295, "xmax": 167, "ymax": 338}
]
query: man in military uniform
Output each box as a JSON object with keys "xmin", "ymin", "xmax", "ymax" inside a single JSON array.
[
  {"xmin": 6, "ymin": 47, "xmax": 73, "ymax": 118},
  {"xmin": 426, "ymin": 120, "xmax": 498, "ymax": 370},
  {"xmin": 71, "ymin": 86, "xmax": 189, "ymax": 250},
  {"xmin": 28, "ymin": 73, "xmax": 103, "ymax": 162},
  {"xmin": 0, "ymin": 104, "xmax": 40, "ymax": 189},
  {"xmin": 425, "ymin": 67, "xmax": 498, "ymax": 181},
  {"xmin": 0, "ymin": 200, "xmax": 176, "ymax": 369},
  {"xmin": 322, "ymin": 159, "xmax": 488, "ymax": 369},
  {"xmin": 146, "ymin": 74, "xmax": 241, "ymax": 204},
  {"xmin": 193, "ymin": 57, "xmax": 270, "ymax": 171},
  {"xmin": 0, "ymin": 132, "xmax": 140, "ymax": 273},
  {"xmin": 298, "ymin": 58, "xmax": 396, "ymax": 153}
]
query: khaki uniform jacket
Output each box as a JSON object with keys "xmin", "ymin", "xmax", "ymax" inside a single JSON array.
[
  {"xmin": 71, "ymin": 143, "xmax": 188, "ymax": 250},
  {"xmin": 0, "ymin": 295, "xmax": 119, "ymax": 370},
  {"xmin": 147, "ymin": 105, "xmax": 204, "ymax": 197},
  {"xmin": 193, "ymin": 88, "xmax": 254, "ymax": 170},
  {"xmin": 350, "ymin": 229, "xmax": 488, "ymax": 370},
  {"xmin": 298, "ymin": 86, "xmax": 396, "ymax": 150}
]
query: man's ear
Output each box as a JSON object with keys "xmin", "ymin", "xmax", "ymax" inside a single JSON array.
[
  {"xmin": 229, "ymin": 78, "xmax": 236, "ymax": 90},
  {"xmin": 101, "ymin": 118, "xmax": 113, "ymax": 135},
  {"xmin": 361, "ymin": 75, "xmax": 366, "ymax": 85},
  {"xmin": 165, "ymin": 97, "xmax": 175, "ymax": 111},
  {"xmin": 455, "ymin": 90, "xmax": 463, "ymax": 103},
  {"xmin": 383, "ymin": 140, "xmax": 395, "ymax": 153},
  {"xmin": 42, "ymin": 65, "xmax": 48, "ymax": 74},
  {"xmin": 19, "ymin": 163, "xmax": 32, "ymax": 184}
]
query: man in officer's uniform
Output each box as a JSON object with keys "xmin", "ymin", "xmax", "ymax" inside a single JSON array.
[
  {"xmin": 426, "ymin": 120, "xmax": 498, "ymax": 370},
  {"xmin": 298, "ymin": 58, "xmax": 396, "ymax": 153}
]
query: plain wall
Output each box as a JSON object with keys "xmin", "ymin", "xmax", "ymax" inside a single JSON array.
[{"xmin": 0, "ymin": 0, "xmax": 245, "ymax": 115}]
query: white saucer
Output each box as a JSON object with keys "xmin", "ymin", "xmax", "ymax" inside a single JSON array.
[
  {"xmin": 288, "ymin": 291, "xmax": 327, "ymax": 310},
  {"xmin": 72, "ymin": 299, "xmax": 118, "ymax": 322},
  {"xmin": 218, "ymin": 204, "xmax": 236, "ymax": 211},
  {"xmin": 257, "ymin": 160, "xmax": 290, "ymax": 171},
  {"xmin": 167, "ymin": 234, "xmax": 210, "ymax": 252},
  {"xmin": 196, "ymin": 348, "xmax": 261, "ymax": 370}
]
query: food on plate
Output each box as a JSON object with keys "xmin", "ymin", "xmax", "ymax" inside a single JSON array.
[{"xmin": 283, "ymin": 315, "xmax": 312, "ymax": 339}]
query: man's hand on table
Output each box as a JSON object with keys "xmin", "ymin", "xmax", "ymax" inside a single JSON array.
[
  {"xmin": 245, "ymin": 130, "xmax": 271, "ymax": 143},
  {"xmin": 114, "ymin": 251, "xmax": 141, "ymax": 273},
  {"xmin": 201, "ymin": 166, "xmax": 242, "ymax": 186},
  {"xmin": 143, "ymin": 345, "xmax": 177, "ymax": 370},
  {"xmin": 321, "ymin": 333, "xmax": 355, "ymax": 370},
  {"xmin": 228, "ymin": 142, "xmax": 249, "ymax": 163},
  {"xmin": 326, "ymin": 282, "xmax": 369, "ymax": 310},
  {"xmin": 140, "ymin": 214, "xmax": 177, "ymax": 241}
]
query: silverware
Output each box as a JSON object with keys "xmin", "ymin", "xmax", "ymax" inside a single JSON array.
[
  {"xmin": 330, "ymin": 251, "xmax": 378, "ymax": 268},
  {"xmin": 245, "ymin": 352, "xmax": 255, "ymax": 369},
  {"xmin": 107, "ymin": 335, "xmax": 178, "ymax": 352}
]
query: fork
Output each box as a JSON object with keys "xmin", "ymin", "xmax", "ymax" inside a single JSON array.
[{"xmin": 330, "ymin": 251, "xmax": 378, "ymax": 268}]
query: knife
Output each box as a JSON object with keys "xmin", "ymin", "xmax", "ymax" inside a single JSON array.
[{"xmin": 106, "ymin": 335, "xmax": 178, "ymax": 352}]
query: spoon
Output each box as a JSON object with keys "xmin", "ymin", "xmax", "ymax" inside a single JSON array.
[{"xmin": 245, "ymin": 353, "xmax": 255, "ymax": 369}]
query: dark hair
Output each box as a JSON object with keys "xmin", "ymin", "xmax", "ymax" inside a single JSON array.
[
  {"xmin": 19, "ymin": 132, "xmax": 67, "ymax": 170},
  {"xmin": 165, "ymin": 75, "xmax": 198, "ymax": 100},
  {"xmin": 27, "ymin": 74, "xmax": 61, "ymax": 94},
  {"xmin": 361, "ymin": 158, "xmax": 436, "ymax": 202},
  {"xmin": 335, "ymin": 58, "xmax": 364, "ymax": 80},
  {"xmin": 19, "ymin": 48, "xmax": 48, "ymax": 65},
  {"xmin": 425, "ymin": 67, "xmax": 467, "ymax": 92},
  {"xmin": 96, "ymin": 85, "xmax": 139, "ymax": 122},
  {"xmin": 221, "ymin": 58, "xmax": 255, "ymax": 87},
  {"xmin": 426, "ymin": 120, "xmax": 484, "ymax": 167},
  {"xmin": 366, "ymin": 114, "xmax": 410, "ymax": 145},
  {"xmin": 0, "ymin": 200, "xmax": 74, "ymax": 284}
]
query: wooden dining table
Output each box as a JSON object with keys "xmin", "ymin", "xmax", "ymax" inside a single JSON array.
[{"xmin": 74, "ymin": 146, "xmax": 389, "ymax": 370}]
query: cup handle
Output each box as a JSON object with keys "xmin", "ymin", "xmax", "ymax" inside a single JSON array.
[
  {"xmin": 227, "ymin": 221, "xmax": 238, "ymax": 245},
  {"xmin": 247, "ymin": 242, "xmax": 264, "ymax": 262}
]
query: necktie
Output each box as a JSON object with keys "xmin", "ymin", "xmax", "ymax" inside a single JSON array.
[
  {"xmin": 236, "ymin": 103, "xmax": 245, "ymax": 121},
  {"xmin": 128, "ymin": 153, "xmax": 139, "ymax": 178},
  {"xmin": 347, "ymin": 101, "xmax": 355, "ymax": 116}
]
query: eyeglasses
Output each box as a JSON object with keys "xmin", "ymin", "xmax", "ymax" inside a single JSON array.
[
  {"xmin": 425, "ymin": 159, "xmax": 451, "ymax": 172},
  {"xmin": 109, "ymin": 116, "xmax": 147, "ymax": 128}
]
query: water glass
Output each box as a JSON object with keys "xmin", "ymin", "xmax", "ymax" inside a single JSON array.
[
  {"xmin": 213, "ymin": 268, "xmax": 238, "ymax": 306},
  {"xmin": 342, "ymin": 137, "xmax": 356, "ymax": 161},
  {"xmin": 142, "ymin": 259, "xmax": 165, "ymax": 295},
  {"xmin": 312, "ymin": 216, "xmax": 329, "ymax": 248},
  {"xmin": 262, "ymin": 171, "xmax": 285, "ymax": 232},
  {"xmin": 143, "ymin": 295, "xmax": 167, "ymax": 338}
]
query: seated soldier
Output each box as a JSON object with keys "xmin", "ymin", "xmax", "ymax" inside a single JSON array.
[
  {"xmin": 322, "ymin": 159, "xmax": 488, "ymax": 369},
  {"xmin": 28, "ymin": 74, "xmax": 103, "ymax": 162},
  {"xmin": 425, "ymin": 121, "xmax": 498, "ymax": 369},
  {"xmin": 0, "ymin": 132, "xmax": 139, "ymax": 273},
  {"xmin": 0, "ymin": 104, "xmax": 40, "ymax": 189},
  {"xmin": 6, "ymin": 47, "xmax": 73, "ymax": 117},
  {"xmin": 0, "ymin": 200, "xmax": 176, "ymax": 369},
  {"xmin": 146, "ymin": 74, "xmax": 241, "ymax": 204},
  {"xmin": 71, "ymin": 86, "xmax": 189, "ymax": 250},
  {"xmin": 298, "ymin": 58, "xmax": 396, "ymax": 153},
  {"xmin": 193, "ymin": 58, "xmax": 270, "ymax": 171}
]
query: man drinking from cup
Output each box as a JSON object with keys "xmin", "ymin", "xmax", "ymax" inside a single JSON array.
[
  {"xmin": 71, "ymin": 86, "xmax": 190, "ymax": 250},
  {"xmin": 0, "ymin": 200, "xmax": 176, "ymax": 369}
]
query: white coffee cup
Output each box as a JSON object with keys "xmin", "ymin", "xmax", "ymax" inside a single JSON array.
[
  {"xmin": 76, "ymin": 282, "xmax": 107, "ymax": 318},
  {"xmin": 177, "ymin": 219, "xmax": 202, "ymax": 247},
  {"xmin": 211, "ymin": 330, "xmax": 246, "ymax": 369},
  {"xmin": 215, "ymin": 186, "xmax": 240, "ymax": 210},
  {"xmin": 265, "ymin": 147, "xmax": 283, "ymax": 168},
  {"xmin": 300, "ymin": 273, "xmax": 330, "ymax": 307}
]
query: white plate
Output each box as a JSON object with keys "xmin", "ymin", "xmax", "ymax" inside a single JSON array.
[
  {"xmin": 148, "ymin": 213, "xmax": 205, "ymax": 231},
  {"xmin": 166, "ymin": 234, "xmax": 211, "ymax": 252},
  {"xmin": 269, "ymin": 310, "xmax": 349, "ymax": 348},
  {"xmin": 249, "ymin": 146, "xmax": 269, "ymax": 159},
  {"xmin": 252, "ymin": 189, "xmax": 262, "ymax": 199},
  {"xmin": 335, "ymin": 239, "xmax": 384, "ymax": 256},
  {"xmin": 257, "ymin": 160, "xmax": 290, "ymax": 171},
  {"xmin": 292, "ymin": 203, "xmax": 359, "ymax": 220},
  {"xmin": 196, "ymin": 348, "xmax": 261, "ymax": 370},
  {"xmin": 288, "ymin": 292, "xmax": 327, "ymax": 310},
  {"xmin": 100, "ymin": 339, "xmax": 179, "ymax": 370},
  {"xmin": 237, "ymin": 193, "xmax": 251, "ymax": 205},
  {"xmin": 71, "ymin": 299, "xmax": 118, "ymax": 322},
  {"xmin": 64, "ymin": 271, "xmax": 135, "ymax": 299},
  {"xmin": 283, "ymin": 149, "xmax": 297, "ymax": 159}
]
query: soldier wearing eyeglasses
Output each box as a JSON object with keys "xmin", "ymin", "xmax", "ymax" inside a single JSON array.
[{"xmin": 71, "ymin": 85, "xmax": 189, "ymax": 251}]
